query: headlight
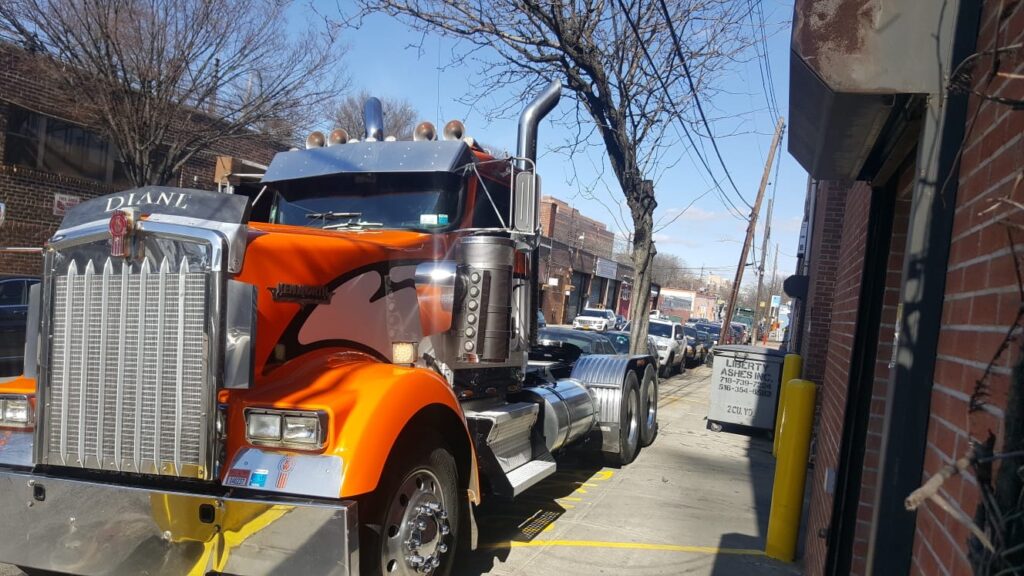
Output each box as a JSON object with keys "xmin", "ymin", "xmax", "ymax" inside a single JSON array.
[
  {"xmin": 656, "ymin": 343, "xmax": 668, "ymax": 350},
  {"xmin": 247, "ymin": 412, "xmax": 282, "ymax": 441},
  {"xmin": 246, "ymin": 408, "xmax": 326, "ymax": 449},
  {"xmin": 283, "ymin": 415, "xmax": 321, "ymax": 444},
  {"xmin": 0, "ymin": 396, "xmax": 33, "ymax": 428}
]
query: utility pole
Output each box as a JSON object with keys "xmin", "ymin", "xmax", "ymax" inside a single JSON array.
[
  {"xmin": 769, "ymin": 242, "xmax": 779, "ymax": 324},
  {"xmin": 752, "ymin": 196, "xmax": 774, "ymax": 342},
  {"xmin": 721, "ymin": 116, "xmax": 785, "ymax": 344}
]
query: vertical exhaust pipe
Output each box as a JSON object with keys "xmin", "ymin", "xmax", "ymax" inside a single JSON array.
[
  {"xmin": 363, "ymin": 97, "xmax": 384, "ymax": 141},
  {"xmin": 515, "ymin": 80, "xmax": 562, "ymax": 171},
  {"xmin": 515, "ymin": 80, "xmax": 561, "ymax": 346}
]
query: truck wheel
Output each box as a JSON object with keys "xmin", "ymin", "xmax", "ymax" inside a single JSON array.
[
  {"xmin": 640, "ymin": 366, "xmax": 659, "ymax": 447},
  {"xmin": 360, "ymin": 436, "xmax": 462, "ymax": 576},
  {"xmin": 607, "ymin": 371, "xmax": 641, "ymax": 467}
]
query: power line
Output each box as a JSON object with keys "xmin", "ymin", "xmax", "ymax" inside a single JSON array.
[
  {"xmin": 656, "ymin": 0, "xmax": 752, "ymax": 209},
  {"xmin": 614, "ymin": 0, "xmax": 748, "ymax": 219},
  {"xmin": 747, "ymin": 0, "xmax": 779, "ymax": 119},
  {"xmin": 755, "ymin": 0, "xmax": 781, "ymax": 118}
]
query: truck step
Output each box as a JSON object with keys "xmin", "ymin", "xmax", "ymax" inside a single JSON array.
[
  {"xmin": 506, "ymin": 454, "xmax": 557, "ymax": 497},
  {"xmin": 466, "ymin": 402, "xmax": 539, "ymax": 473}
]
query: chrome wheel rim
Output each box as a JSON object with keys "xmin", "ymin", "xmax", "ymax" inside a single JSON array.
[
  {"xmin": 382, "ymin": 468, "xmax": 450, "ymax": 575},
  {"xmin": 625, "ymin": 386, "xmax": 640, "ymax": 454},
  {"xmin": 644, "ymin": 378, "xmax": 657, "ymax": 433}
]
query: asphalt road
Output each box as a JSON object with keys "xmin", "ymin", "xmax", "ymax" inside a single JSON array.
[{"xmin": 1, "ymin": 363, "xmax": 800, "ymax": 576}]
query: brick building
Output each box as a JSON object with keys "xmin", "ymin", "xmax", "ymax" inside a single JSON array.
[
  {"xmin": 0, "ymin": 42, "xmax": 284, "ymax": 275},
  {"xmin": 787, "ymin": 1, "xmax": 1023, "ymax": 574},
  {"xmin": 537, "ymin": 196, "xmax": 632, "ymax": 323}
]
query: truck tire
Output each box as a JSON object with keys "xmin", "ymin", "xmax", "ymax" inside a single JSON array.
[
  {"xmin": 640, "ymin": 366, "xmax": 659, "ymax": 447},
  {"xmin": 607, "ymin": 371, "xmax": 641, "ymax": 467},
  {"xmin": 360, "ymin": 434, "xmax": 463, "ymax": 576},
  {"xmin": 660, "ymin": 354, "xmax": 673, "ymax": 379}
]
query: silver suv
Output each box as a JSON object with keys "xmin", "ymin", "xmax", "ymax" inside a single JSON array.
[{"xmin": 648, "ymin": 319, "xmax": 685, "ymax": 378}]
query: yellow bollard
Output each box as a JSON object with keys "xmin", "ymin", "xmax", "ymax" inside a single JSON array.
[
  {"xmin": 765, "ymin": 378, "xmax": 817, "ymax": 562},
  {"xmin": 773, "ymin": 354, "xmax": 803, "ymax": 457}
]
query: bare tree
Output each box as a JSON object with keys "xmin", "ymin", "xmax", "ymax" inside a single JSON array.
[
  {"xmin": 350, "ymin": 0, "xmax": 753, "ymax": 353},
  {"xmin": 0, "ymin": 0, "xmax": 344, "ymax": 187},
  {"xmin": 333, "ymin": 90, "xmax": 420, "ymax": 140},
  {"xmin": 650, "ymin": 252, "xmax": 694, "ymax": 289}
]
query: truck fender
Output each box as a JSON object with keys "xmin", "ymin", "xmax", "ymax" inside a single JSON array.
[
  {"xmin": 225, "ymin": 359, "xmax": 478, "ymax": 502},
  {"xmin": 331, "ymin": 364, "xmax": 478, "ymax": 500},
  {"xmin": 570, "ymin": 354, "xmax": 654, "ymax": 454}
]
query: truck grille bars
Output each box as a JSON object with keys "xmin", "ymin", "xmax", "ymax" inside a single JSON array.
[{"xmin": 44, "ymin": 256, "xmax": 211, "ymax": 479}]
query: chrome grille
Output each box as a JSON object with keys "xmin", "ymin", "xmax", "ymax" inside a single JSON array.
[{"xmin": 46, "ymin": 256, "xmax": 209, "ymax": 478}]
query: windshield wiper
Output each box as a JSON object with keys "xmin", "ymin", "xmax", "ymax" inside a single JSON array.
[
  {"xmin": 322, "ymin": 220, "xmax": 384, "ymax": 230},
  {"xmin": 306, "ymin": 211, "xmax": 363, "ymax": 222}
]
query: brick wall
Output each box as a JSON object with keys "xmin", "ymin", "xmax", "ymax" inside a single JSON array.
[
  {"xmin": 803, "ymin": 180, "xmax": 871, "ymax": 575},
  {"xmin": 0, "ymin": 43, "xmax": 282, "ymax": 276},
  {"xmin": 540, "ymin": 195, "xmax": 615, "ymax": 260},
  {"xmin": 911, "ymin": 2, "xmax": 1024, "ymax": 573},
  {"xmin": 800, "ymin": 181, "xmax": 860, "ymax": 384}
]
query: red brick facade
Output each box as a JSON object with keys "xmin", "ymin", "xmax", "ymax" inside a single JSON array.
[
  {"xmin": 796, "ymin": 1, "xmax": 1024, "ymax": 573},
  {"xmin": 0, "ymin": 43, "xmax": 283, "ymax": 276},
  {"xmin": 911, "ymin": 3, "xmax": 1024, "ymax": 573},
  {"xmin": 802, "ymin": 180, "xmax": 871, "ymax": 575}
]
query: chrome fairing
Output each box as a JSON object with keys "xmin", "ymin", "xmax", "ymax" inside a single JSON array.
[
  {"xmin": 0, "ymin": 469, "xmax": 357, "ymax": 576},
  {"xmin": 34, "ymin": 220, "xmax": 232, "ymax": 480}
]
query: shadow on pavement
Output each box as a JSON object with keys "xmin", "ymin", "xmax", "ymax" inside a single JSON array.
[{"xmin": 453, "ymin": 449, "xmax": 605, "ymax": 575}]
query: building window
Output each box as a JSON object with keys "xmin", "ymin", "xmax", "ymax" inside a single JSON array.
[{"xmin": 4, "ymin": 106, "xmax": 127, "ymax": 185}]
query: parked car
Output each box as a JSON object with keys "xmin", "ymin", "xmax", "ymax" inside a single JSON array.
[
  {"xmin": 683, "ymin": 325, "xmax": 707, "ymax": 367},
  {"xmin": 648, "ymin": 319, "xmax": 685, "ymax": 378},
  {"xmin": 605, "ymin": 330, "xmax": 659, "ymax": 360},
  {"xmin": 697, "ymin": 330, "xmax": 714, "ymax": 364},
  {"xmin": 0, "ymin": 275, "xmax": 40, "ymax": 376},
  {"xmin": 695, "ymin": 322, "xmax": 722, "ymax": 346},
  {"xmin": 536, "ymin": 326, "xmax": 618, "ymax": 355},
  {"xmin": 572, "ymin": 308, "xmax": 617, "ymax": 331},
  {"xmin": 614, "ymin": 314, "xmax": 628, "ymax": 331}
]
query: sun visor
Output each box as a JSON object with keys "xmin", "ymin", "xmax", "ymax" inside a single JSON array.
[
  {"xmin": 261, "ymin": 140, "xmax": 473, "ymax": 183},
  {"xmin": 57, "ymin": 186, "xmax": 252, "ymax": 231}
]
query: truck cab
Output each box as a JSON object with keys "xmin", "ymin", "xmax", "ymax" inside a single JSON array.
[{"xmin": 0, "ymin": 81, "xmax": 657, "ymax": 576}]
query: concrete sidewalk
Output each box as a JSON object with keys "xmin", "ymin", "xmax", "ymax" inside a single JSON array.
[{"xmin": 457, "ymin": 365, "xmax": 802, "ymax": 575}]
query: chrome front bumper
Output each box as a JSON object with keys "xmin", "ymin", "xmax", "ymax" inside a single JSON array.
[{"xmin": 0, "ymin": 469, "xmax": 357, "ymax": 575}]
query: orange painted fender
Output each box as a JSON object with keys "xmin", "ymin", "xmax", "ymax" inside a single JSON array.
[{"xmin": 224, "ymin": 350, "xmax": 479, "ymax": 502}]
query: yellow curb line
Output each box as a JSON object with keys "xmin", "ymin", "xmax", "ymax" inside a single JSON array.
[{"xmin": 504, "ymin": 540, "xmax": 765, "ymax": 556}]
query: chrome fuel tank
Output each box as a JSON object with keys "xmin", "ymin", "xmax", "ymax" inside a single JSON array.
[{"xmin": 519, "ymin": 379, "xmax": 596, "ymax": 453}]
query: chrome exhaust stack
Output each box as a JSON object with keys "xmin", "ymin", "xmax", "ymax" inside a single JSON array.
[
  {"xmin": 515, "ymin": 80, "xmax": 562, "ymax": 171},
  {"xmin": 363, "ymin": 97, "xmax": 384, "ymax": 141}
]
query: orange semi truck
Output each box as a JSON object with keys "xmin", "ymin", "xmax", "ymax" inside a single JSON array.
[{"xmin": 0, "ymin": 81, "xmax": 658, "ymax": 575}]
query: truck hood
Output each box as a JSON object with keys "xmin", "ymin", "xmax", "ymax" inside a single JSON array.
[{"xmin": 238, "ymin": 223, "xmax": 457, "ymax": 378}]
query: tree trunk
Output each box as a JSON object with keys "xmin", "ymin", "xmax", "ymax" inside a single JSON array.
[{"xmin": 627, "ymin": 180, "xmax": 657, "ymax": 356}]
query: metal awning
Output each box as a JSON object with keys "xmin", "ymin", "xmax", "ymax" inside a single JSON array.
[{"xmin": 788, "ymin": 0, "xmax": 957, "ymax": 180}]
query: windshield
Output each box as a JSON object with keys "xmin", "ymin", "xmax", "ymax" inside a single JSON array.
[
  {"xmin": 579, "ymin": 309, "xmax": 610, "ymax": 318},
  {"xmin": 270, "ymin": 171, "xmax": 462, "ymax": 231},
  {"xmin": 648, "ymin": 322, "xmax": 673, "ymax": 338},
  {"xmin": 684, "ymin": 326, "xmax": 697, "ymax": 338}
]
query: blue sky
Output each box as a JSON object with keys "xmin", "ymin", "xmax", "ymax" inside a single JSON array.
[{"xmin": 298, "ymin": 1, "xmax": 805, "ymax": 286}]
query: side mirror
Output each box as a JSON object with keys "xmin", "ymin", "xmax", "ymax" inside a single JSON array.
[
  {"xmin": 513, "ymin": 172, "xmax": 539, "ymax": 234},
  {"xmin": 415, "ymin": 261, "xmax": 458, "ymax": 336}
]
